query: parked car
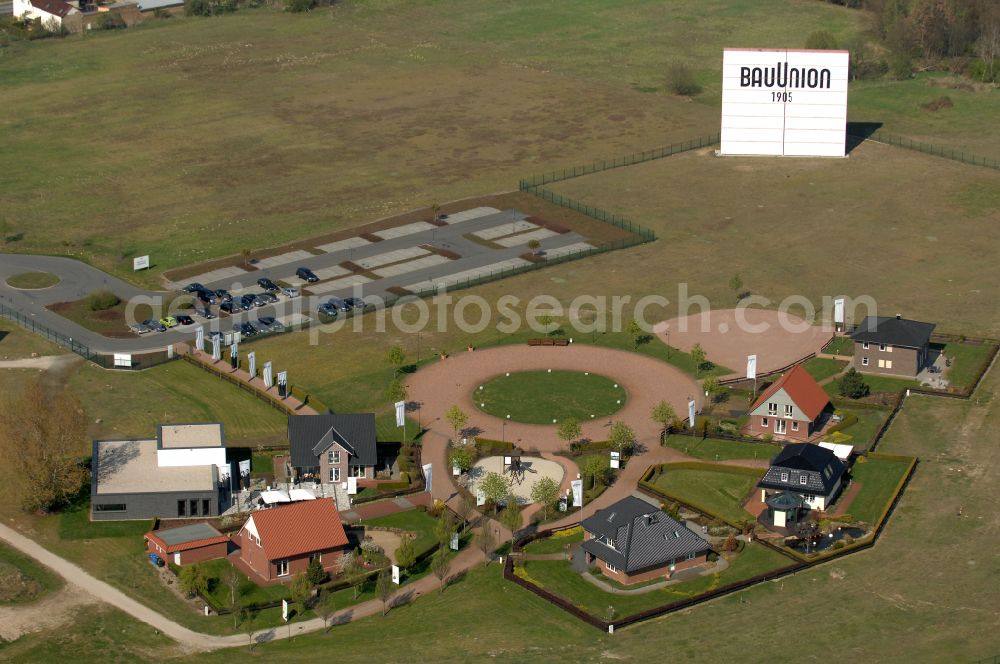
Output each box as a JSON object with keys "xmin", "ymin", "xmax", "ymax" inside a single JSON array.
[
  {"xmin": 345, "ymin": 297, "xmax": 366, "ymax": 309},
  {"xmin": 160, "ymin": 316, "xmax": 178, "ymax": 328},
  {"xmin": 257, "ymin": 316, "xmax": 276, "ymax": 329},
  {"xmin": 200, "ymin": 308, "xmax": 217, "ymax": 320},
  {"xmin": 197, "ymin": 290, "xmax": 217, "ymax": 305},
  {"xmin": 129, "ymin": 322, "xmax": 151, "ymax": 335},
  {"xmin": 176, "ymin": 314, "xmax": 195, "ymax": 326},
  {"xmin": 239, "ymin": 321, "xmax": 258, "ymax": 336},
  {"xmin": 214, "ymin": 289, "xmax": 232, "ymax": 303},
  {"xmin": 282, "ymin": 287, "xmax": 299, "ymax": 298},
  {"xmin": 326, "ymin": 297, "xmax": 349, "ymax": 311},
  {"xmin": 317, "ymin": 304, "xmax": 339, "ymax": 317},
  {"xmin": 143, "ymin": 318, "xmax": 167, "ymax": 332},
  {"xmin": 256, "ymin": 292, "xmax": 278, "ymax": 304},
  {"xmin": 296, "ymin": 267, "xmax": 319, "ymax": 283},
  {"xmin": 240, "ymin": 294, "xmax": 257, "ymax": 310},
  {"xmin": 220, "ymin": 301, "xmax": 236, "ymax": 314},
  {"xmin": 257, "ymin": 277, "xmax": 280, "ymax": 291},
  {"xmin": 182, "ymin": 283, "xmax": 205, "ymax": 294}
]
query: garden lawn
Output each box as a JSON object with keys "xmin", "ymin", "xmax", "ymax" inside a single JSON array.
[
  {"xmin": 846, "ymin": 457, "xmax": 913, "ymax": 525},
  {"xmin": 0, "ymin": 540, "xmax": 63, "ymax": 604},
  {"xmin": 5, "ymin": 272, "xmax": 60, "ymax": 289},
  {"xmin": 662, "ymin": 435, "xmax": 779, "ymax": 461},
  {"xmin": 832, "ymin": 407, "xmax": 891, "ymax": 450},
  {"xmin": 821, "ymin": 336, "xmax": 854, "ymax": 356},
  {"xmin": 802, "ymin": 357, "xmax": 847, "ymax": 383},
  {"xmin": 196, "ymin": 558, "xmax": 291, "ymax": 610},
  {"xmin": 940, "ymin": 341, "xmax": 996, "ymax": 391},
  {"xmin": 475, "ymin": 370, "xmax": 625, "ymax": 424},
  {"xmin": 523, "ymin": 527, "xmax": 583, "ymax": 555},
  {"xmin": 825, "ymin": 373, "xmax": 919, "ymax": 397},
  {"xmin": 362, "ymin": 510, "xmax": 440, "ymax": 556},
  {"xmin": 650, "ymin": 467, "xmax": 762, "ymax": 524}
]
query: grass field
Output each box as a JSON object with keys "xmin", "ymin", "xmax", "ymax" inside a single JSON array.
[
  {"xmin": 5, "ymin": 272, "xmax": 60, "ymax": 289},
  {"xmin": 847, "ymin": 457, "xmax": 913, "ymax": 524},
  {"xmin": 940, "ymin": 341, "xmax": 996, "ymax": 390},
  {"xmin": 475, "ymin": 370, "xmax": 625, "ymax": 424},
  {"xmin": 362, "ymin": 510, "xmax": 441, "ymax": 556},
  {"xmin": 662, "ymin": 435, "xmax": 779, "ymax": 461},
  {"xmin": 523, "ymin": 526, "xmax": 584, "ymax": 555},
  {"xmin": 826, "ymin": 372, "xmax": 920, "ymax": 397},
  {"xmin": 833, "ymin": 407, "xmax": 891, "ymax": 450},
  {"xmin": 0, "ymin": 320, "xmax": 64, "ymax": 359},
  {"xmin": 802, "ymin": 357, "xmax": 847, "ymax": 383},
  {"xmin": 650, "ymin": 466, "xmax": 763, "ymax": 524},
  {"xmin": 822, "ymin": 336, "xmax": 855, "ymax": 356},
  {"xmin": 0, "ymin": 541, "xmax": 63, "ymax": 605}
]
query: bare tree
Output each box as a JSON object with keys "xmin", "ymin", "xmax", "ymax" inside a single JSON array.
[
  {"xmin": 431, "ymin": 547, "xmax": 451, "ymax": 593},
  {"xmin": 477, "ymin": 518, "xmax": 497, "ymax": 563},
  {"xmin": 375, "ymin": 569, "xmax": 393, "ymax": 616},
  {"xmin": 225, "ymin": 565, "xmax": 243, "ymax": 628}
]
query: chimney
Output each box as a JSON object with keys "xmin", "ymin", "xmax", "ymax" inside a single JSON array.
[{"xmin": 896, "ymin": 313, "xmax": 902, "ymax": 320}]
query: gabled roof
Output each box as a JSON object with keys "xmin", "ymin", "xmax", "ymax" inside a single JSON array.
[
  {"xmin": 850, "ymin": 315, "xmax": 935, "ymax": 349},
  {"xmin": 287, "ymin": 414, "xmax": 377, "ymax": 468},
  {"xmin": 242, "ymin": 498, "xmax": 348, "ymax": 561},
  {"xmin": 28, "ymin": 0, "xmax": 76, "ymax": 17},
  {"xmin": 145, "ymin": 523, "xmax": 228, "ymax": 553},
  {"xmin": 580, "ymin": 496, "xmax": 710, "ymax": 573},
  {"xmin": 750, "ymin": 364, "xmax": 830, "ymax": 421},
  {"xmin": 758, "ymin": 443, "xmax": 845, "ymax": 497}
]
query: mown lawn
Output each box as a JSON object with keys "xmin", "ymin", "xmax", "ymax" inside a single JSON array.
[
  {"xmin": 5, "ymin": 271, "xmax": 60, "ymax": 289},
  {"xmin": 0, "ymin": 541, "xmax": 63, "ymax": 605},
  {"xmin": 831, "ymin": 407, "xmax": 891, "ymax": 450},
  {"xmin": 362, "ymin": 510, "xmax": 441, "ymax": 556},
  {"xmin": 650, "ymin": 467, "xmax": 762, "ymax": 524},
  {"xmin": 939, "ymin": 341, "xmax": 995, "ymax": 391},
  {"xmin": 662, "ymin": 435, "xmax": 779, "ymax": 461},
  {"xmin": 0, "ymin": 320, "xmax": 64, "ymax": 359},
  {"xmin": 475, "ymin": 370, "xmax": 625, "ymax": 424},
  {"xmin": 523, "ymin": 526, "xmax": 583, "ymax": 555},
  {"xmin": 846, "ymin": 457, "xmax": 913, "ymax": 525},
  {"xmin": 802, "ymin": 357, "xmax": 847, "ymax": 383},
  {"xmin": 821, "ymin": 336, "xmax": 854, "ymax": 356},
  {"xmin": 825, "ymin": 373, "xmax": 920, "ymax": 397}
]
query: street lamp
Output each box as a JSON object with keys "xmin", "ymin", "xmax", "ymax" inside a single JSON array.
[{"xmin": 503, "ymin": 415, "xmax": 510, "ymax": 443}]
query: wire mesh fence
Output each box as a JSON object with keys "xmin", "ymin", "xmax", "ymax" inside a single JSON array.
[{"xmin": 858, "ymin": 130, "xmax": 1000, "ymax": 171}]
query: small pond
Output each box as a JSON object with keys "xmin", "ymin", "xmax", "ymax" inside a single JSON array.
[{"xmin": 787, "ymin": 526, "xmax": 867, "ymax": 554}]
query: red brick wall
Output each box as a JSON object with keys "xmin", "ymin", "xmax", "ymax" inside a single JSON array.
[
  {"xmin": 179, "ymin": 541, "xmax": 229, "ymax": 565},
  {"xmin": 746, "ymin": 415, "xmax": 812, "ymax": 442},
  {"xmin": 597, "ymin": 553, "xmax": 708, "ymax": 585}
]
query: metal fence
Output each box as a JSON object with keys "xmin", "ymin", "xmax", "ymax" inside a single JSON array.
[
  {"xmin": 518, "ymin": 134, "xmax": 721, "ymax": 188},
  {"xmin": 858, "ymin": 130, "xmax": 1000, "ymax": 171},
  {"xmin": 524, "ymin": 186, "xmax": 656, "ymax": 240}
]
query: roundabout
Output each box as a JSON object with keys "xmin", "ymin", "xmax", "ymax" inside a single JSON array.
[{"xmin": 474, "ymin": 370, "xmax": 625, "ymax": 424}]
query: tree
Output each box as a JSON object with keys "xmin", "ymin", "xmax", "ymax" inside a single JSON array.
[
  {"xmin": 431, "ymin": 547, "xmax": 451, "ymax": 593},
  {"xmin": 448, "ymin": 445, "xmax": 476, "ymax": 473},
  {"xmin": 430, "ymin": 202, "xmax": 441, "ymax": 221},
  {"xmin": 385, "ymin": 378, "xmax": 407, "ymax": 404},
  {"xmin": 838, "ymin": 368, "xmax": 870, "ymax": 399},
  {"xmin": 285, "ymin": 0, "xmax": 313, "ymax": 11},
  {"xmin": 435, "ymin": 511, "xmax": 456, "ymax": 549},
  {"xmin": 336, "ymin": 551, "xmax": 364, "ymax": 600},
  {"xmin": 476, "ymin": 518, "xmax": 497, "ymax": 562},
  {"xmin": 179, "ymin": 565, "xmax": 208, "ymax": 598},
  {"xmin": 703, "ymin": 376, "xmax": 721, "ymax": 403},
  {"xmin": 375, "ymin": 569, "xmax": 393, "ymax": 616},
  {"xmin": 184, "ymin": 0, "xmax": 211, "ymax": 15},
  {"xmin": 290, "ymin": 572, "xmax": 312, "ymax": 613},
  {"xmin": 479, "ymin": 472, "xmax": 511, "ymax": 513},
  {"xmin": 805, "ymin": 30, "xmax": 838, "ymax": 50},
  {"xmin": 315, "ymin": 590, "xmax": 336, "ymax": 632},
  {"xmin": 556, "ymin": 417, "xmax": 582, "ymax": 447},
  {"xmin": 0, "ymin": 380, "xmax": 88, "ymax": 513},
  {"xmin": 530, "ymin": 476, "xmax": 560, "ymax": 520},
  {"xmin": 394, "ymin": 536, "xmax": 416, "ymax": 575},
  {"xmin": 499, "ymin": 495, "xmax": 522, "ymax": 545},
  {"xmin": 608, "ymin": 421, "xmax": 635, "ymax": 455},
  {"xmin": 729, "ymin": 273, "xmax": 744, "ymax": 301},
  {"xmin": 626, "ymin": 319, "xmax": 643, "ymax": 348},
  {"xmin": 666, "ymin": 61, "xmax": 701, "ymax": 95},
  {"xmin": 527, "ymin": 239, "xmax": 542, "ymax": 255},
  {"xmin": 690, "ymin": 343, "xmax": 707, "ymax": 377},
  {"xmin": 307, "ymin": 558, "xmax": 328, "ymax": 586},
  {"xmin": 240, "ymin": 248, "xmax": 252, "ymax": 268},
  {"xmin": 445, "ymin": 405, "xmax": 469, "ymax": 441},
  {"xmin": 225, "ymin": 565, "xmax": 243, "ymax": 627},
  {"xmin": 456, "ymin": 494, "xmax": 475, "ymax": 534},
  {"xmin": 651, "ymin": 400, "xmax": 676, "ymax": 436},
  {"xmin": 241, "ymin": 606, "xmax": 258, "ymax": 651},
  {"xmin": 95, "ymin": 11, "xmax": 126, "ymax": 29},
  {"xmin": 386, "ymin": 345, "xmax": 406, "ymax": 372},
  {"xmin": 975, "ymin": 5, "xmax": 1000, "ymax": 83},
  {"xmin": 581, "ymin": 454, "xmax": 609, "ymax": 490}
]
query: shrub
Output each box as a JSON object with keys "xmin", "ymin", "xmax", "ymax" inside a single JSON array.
[
  {"xmin": 805, "ymin": 30, "xmax": 838, "ymax": 51},
  {"xmin": 838, "ymin": 368, "xmax": 870, "ymax": 399},
  {"xmin": 306, "ymin": 558, "xmax": 328, "ymax": 585},
  {"xmin": 95, "ymin": 12, "xmax": 126, "ymax": 29},
  {"xmin": 87, "ymin": 289, "xmax": 120, "ymax": 311},
  {"xmin": 827, "ymin": 412, "xmax": 859, "ymax": 434},
  {"xmin": 922, "ymin": 95, "xmax": 954, "ymax": 112},
  {"xmin": 666, "ymin": 62, "xmax": 701, "ymax": 96},
  {"xmin": 285, "ymin": 0, "xmax": 313, "ymax": 11}
]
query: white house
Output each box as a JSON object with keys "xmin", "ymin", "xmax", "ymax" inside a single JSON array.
[{"xmin": 12, "ymin": 0, "xmax": 78, "ymax": 27}]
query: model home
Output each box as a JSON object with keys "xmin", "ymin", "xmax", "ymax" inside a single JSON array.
[
  {"xmin": 286, "ymin": 413, "xmax": 377, "ymax": 485},
  {"xmin": 145, "ymin": 523, "xmax": 229, "ymax": 566},
  {"xmin": 12, "ymin": 0, "xmax": 77, "ymax": 26},
  {"xmin": 746, "ymin": 364, "xmax": 831, "ymax": 442},
  {"xmin": 237, "ymin": 498, "xmax": 350, "ymax": 583},
  {"xmin": 757, "ymin": 443, "xmax": 846, "ymax": 521},
  {"xmin": 850, "ymin": 314, "xmax": 935, "ymax": 377},
  {"xmin": 580, "ymin": 496, "xmax": 711, "ymax": 586},
  {"xmin": 91, "ymin": 423, "xmax": 232, "ymax": 521}
]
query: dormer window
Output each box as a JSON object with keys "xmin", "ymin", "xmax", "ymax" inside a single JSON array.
[
  {"xmin": 862, "ymin": 342, "xmax": 870, "ymax": 350},
  {"xmin": 800, "ymin": 475, "xmax": 808, "ymax": 485},
  {"xmin": 879, "ymin": 344, "xmax": 886, "ymax": 351},
  {"xmin": 780, "ymin": 472, "xmax": 789, "ymax": 482},
  {"xmin": 606, "ymin": 537, "xmax": 616, "ymax": 550}
]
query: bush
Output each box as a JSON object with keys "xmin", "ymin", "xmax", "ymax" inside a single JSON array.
[
  {"xmin": 805, "ymin": 30, "xmax": 838, "ymax": 51},
  {"xmin": 838, "ymin": 368, "xmax": 870, "ymax": 399},
  {"xmin": 474, "ymin": 438, "xmax": 515, "ymax": 456},
  {"xmin": 95, "ymin": 12, "xmax": 126, "ymax": 29},
  {"xmin": 827, "ymin": 412, "xmax": 859, "ymax": 434},
  {"xmin": 666, "ymin": 62, "xmax": 701, "ymax": 96},
  {"xmin": 87, "ymin": 289, "xmax": 120, "ymax": 311},
  {"xmin": 922, "ymin": 95, "xmax": 954, "ymax": 112},
  {"xmin": 285, "ymin": 0, "xmax": 313, "ymax": 11}
]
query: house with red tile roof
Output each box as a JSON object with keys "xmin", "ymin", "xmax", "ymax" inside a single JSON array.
[
  {"xmin": 237, "ymin": 498, "xmax": 350, "ymax": 583},
  {"xmin": 745, "ymin": 364, "xmax": 830, "ymax": 442}
]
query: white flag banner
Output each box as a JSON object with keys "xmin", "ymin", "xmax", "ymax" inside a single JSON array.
[
  {"xmin": 195, "ymin": 326, "xmax": 205, "ymax": 352},
  {"xmin": 422, "ymin": 463, "xmax": 433, "ymax": 493},
  {"xmin": 395, "ymin": 400, "xmax": 406, "ymax": 427},
  {"xmin": 453, "ymin": 463, "xmax": 461, "ymax": 476},
  {"xmin": 450, "ymin": 532, "xmax": 459, "ymax": 551},
  {"xmin": 746, "ymin": 354, "xmax": 757, "ymax": 380},
  {"xmin": 230, "ymin": 343, "xmax": 239, "ymax": 360},
  {"xmin": 391, "ymin": 565, "xmax": 400, "ymax": 585},
  {"xmin": 476, "ymin": 489, "xmax": 486, "ymax": 506},
  {"xmin": 571, "ymin": 479, "xmax": 583, "ymax": 508},
  {"xmin": 347, "ymin": 477, "xmax": 357, "ymax": 495},
  {"xmin": 247, "ymin": 351, "xmax": 256, "ymax": 379},
  {"xmin": 834, "ymin": 297, "xmax": 845, "ymax": 325},
  {"xmin": 688, "ymin": 399, "xmax": 696, "ymax": 428},
  {"xmin": 282, "ymin": 599, "xmax": 289, "ymax": 622},
  {"xmin": 211, "ymin": 337, "xmax": 221, "ymax": 361},
  {"xmin": 263, "ymin": 362, "xmax": 273, "ymax": 389},
  {"xmin": 610, "ymin": 451, "xmax": 620, "ymax": 470}
]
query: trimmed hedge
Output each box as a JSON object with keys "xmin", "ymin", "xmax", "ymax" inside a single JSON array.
[{"xmin": 475, "ymin": 438, "xmax": 516, "ymax": 455}]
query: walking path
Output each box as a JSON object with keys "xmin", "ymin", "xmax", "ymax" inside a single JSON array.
[{"xmin": 0, "ymin": 354, "xmax": 76, "ymax": 370}]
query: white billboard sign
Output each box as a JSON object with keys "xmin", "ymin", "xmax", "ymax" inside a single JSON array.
[
  {"xmin": 133, "ymin": 255, "xmax": 150, "ymax": 271},
  {"xmin": 112, "ymin": 353, "xmax": 132, "ymax": 368},
  {"xmin": 720, "ymin": 48, "xmax": 849, "ymax": 157}
]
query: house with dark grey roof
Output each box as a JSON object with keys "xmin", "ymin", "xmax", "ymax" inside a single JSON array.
[
  {"xmin": 757, "ymin": 443, "xmax": 846, "ymax": 523},
  {"xmin": 286, "ymin": 413, "xmax": 377, "ymax": 486},
  {"xmin": 850, "ymin": 314, "xmax": 935, "ymax": 377},
  {"xmin": 580, "ymin": 496, "xmax": 711, "ymax": 585}
]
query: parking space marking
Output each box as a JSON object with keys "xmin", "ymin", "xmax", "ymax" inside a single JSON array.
[
  {"xmin": 307, "ymin": 275, "xmax": 372, "ymax": 295},
  {"xmin": 441, "ymin": 206, "xmax": 502, "ymax": 224},
  {"xmin": 316, "ymin": 237, "xmax": 371, "ymax": 254},
  {"xmin": 541, "ymin": 241, "xmax": 595, "ymax": 259},
  {"xmin": 473, "ymin": 220, "xmax": 538, "ymax": 240},
  {"xmin": 404, "ymin": 257, "xmax": 531, "ymax": 293},
  {"xmin": 494, "ymin": 228, "xmax": 558, "ymax": 248},
  {"xmin": 253, "ymin": 250, "xmax": 315, "ymax": 269},
  {"xmin": 185, "ymin": 266, "xmax": 249, "ymax": 287},
  {"xmin": 356, "ymin": 246, "xmax": 430, "ymax": 269},
  {"xmin": 372, "ymin": 221, "xmax": 437, "ymax": 240},
  {"xmin": 373, "ymin": 254, "xmax": 451, "ymax": 278}
]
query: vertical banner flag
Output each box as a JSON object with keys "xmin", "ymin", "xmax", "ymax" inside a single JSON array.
[
  {"xmin": 347, "ymin": 477, "xmax": 357, "ymax": 495},
  {"xmin": 453, "ymin": 463, "xmax": 461, "ymax": 476},
  {"xmin": 277, "ymin": 371, "xmax": 288, "ymax": 398},
  {"xmin": 834, "ymin": 297, "xmax": 845, "ymax": 325},
  {"xmin": 230, "ymin": 342, "xmax": 238, "ymax": 370},
  {"xmin": 395, "ymin": 400, "xmax": 406, "ymax": 427},
  {"xmin": 233, "ymin": 331, "xmax": 242, "ymax": 345},
  {"xmin": 195, "ymin": 326, "xmax": 204, "ymax": 352},
  {"xmin": 688, "ymin": 398, "xmax": 696, "ymax": 428},
  {"xmin": 211, "ymin": 336, "xmax": 221, "ymax": 361},
  {"xmin": 391, "ymin": 565, "xmax": 400, "ymax": 585},
  {"xmin": 610, "ymin": 451, "xmax": 620, "ymax": 470},
  {"xmin": 247, "ymin": 351, "xmax": 256, "ymax": 379},
  {"xmin": 746, "ymin": 354, "xmax": 757, "ymax": 380},
  {"xmin": 282, "ymin": 599, "xmax": 289, "ymax": 622},
  {"xmin": 571, "ymin": 479, "xmax": 583, "ymax": 508},
  {"xmin": 263, "ymin": 362, "xmax": 273, "ymax": 389},
  {"xmin": 476, "ymin": 489, "xmax": 486, "ymax": 506},
  {"xmin": 239, "ymin": 459, "xmax": 251, "ymax": 490},
  {"xmin": 422, "ymin": 463, "xmax": 433, "ymax": 494},
  {"xmin": 450, "ymin": 532, "xmax": 459, "ymax": 551}
]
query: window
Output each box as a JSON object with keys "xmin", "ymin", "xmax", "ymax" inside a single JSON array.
[
  {"xmin": 784, "ymin": 404, "xmax": 793, "ymax": 417},
  {"xmin": 885, "ymin": 360, "xmax": 893, "ymax": 370},
  {"xmin": 775, "ymin": 420, "xmax": 786, "ymax": 434},
  {"xmin": 791, "ymin": 421, "xmax": 799, "ymax": 431},
  {"xmin": 330, "ymin": 467, "xmax": 341, "ymax": 483},
  {"xmin": 177, "ymin": 500, "xmax": 187, "ymax": 517},
  {"xmin": 862, "ymin": 357, "xmax": 869, "ymax": 367},
  {"xmin": 780, "ymin": 472, "xmax": 789, "ymax": 482},
  {"xmin": 310, "ymin": 552, "xmax": 322, "ymax": 564},
  {"xmin": 190, "ymin": 499, "xmax": 199, "ymax": 516},
  {"xmin": 94, "ymin": 503, "xmax": 126, "ymax": 513},
  {"xmin": 687, "ymin": 552, "xmax": 696, "ymax": 561},
  {"xmin": 885, "ymin": 345, "xmax": 892, "ymax": 353},
  {"xmin": 800, "ymin": 475, "xmax": 808, "ymax": 485},
  {"xmin": 879, "ymin": 344, "xmax": 886, "ymax": 351},
  {"xmin": 878, "ymin": 359, "xmax": 886, "ymax": 368},
  {"xmin": 862, "ymin": 342, "xmax": 869, "ymax": 350},
  {"xmin": 606, "ymin": 538, "xmax": 616, "ymax": 550},
  {"xmin": 328, "ymin": 450, "xmax": 341, "ymax": 465},
  {"xmin": 202, "ymin": 499, "xmax": 211, "ymax": 515},
  {"xmin": 276, "ymin": 559, "xmax": 289, "ymax": 577},
  {"xmin": 350, "ymin": 466, "xmax": 366, "ymax": 479},
  {"xmin": 605, "ymin": 562, "xmax": 618, "ymax": 573},
  {"xmin": 767, "ymin": 403, "xmax": 778, "ymax": 415},
  {"xmin": 762, "ymin": 417, "xmax": 769, "ymax": 428}
]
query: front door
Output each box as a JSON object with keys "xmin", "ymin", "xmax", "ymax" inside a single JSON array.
[{"xmin": 775, "ymin": 419, "xmax": 787, "ymax": 435}]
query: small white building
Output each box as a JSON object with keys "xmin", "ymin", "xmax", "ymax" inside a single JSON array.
[{"xmin": 12, "ymin": 0, "xmax": 78, "ymax": 27}]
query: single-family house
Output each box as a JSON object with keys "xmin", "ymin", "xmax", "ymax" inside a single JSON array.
[
  {"xmin": 746, "ymin": 364, "xmax": 831, "ymax": 442},
  {"xmin": 580, "ymin": 496, "xmax": 711, "ymax": 585},
  {"xmin": 757, "ymin": 443, "xmax": 846, "ymax": 526},
  {"xmin": 850, "ymin": 314, "xmax": 935, "ymax": 377},
  {"xmin": 91, "ymin": 423, "xmax": 233, "ymax": 521},
  {"xmin": 286, "ymin": 413, "xmax": 377, "ymax": 485},
  {"xmin": 145, "ymin": 522, "xmax": 229, "ymax": 566},
  {"xmin": 12, "ymin": 0, "xmax": 78, "ymax": 26},
  {"xmin": 237, "ymin": 498, "xmax": 350, "ymax": 583}
]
